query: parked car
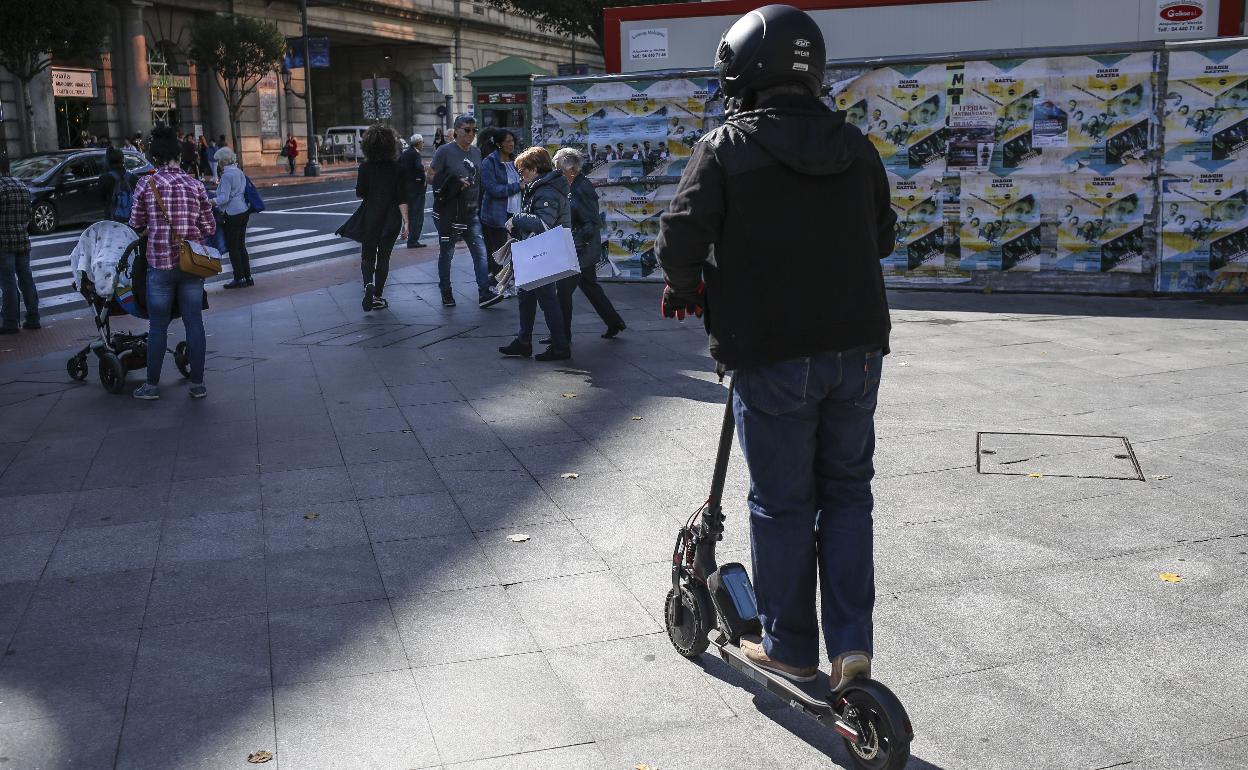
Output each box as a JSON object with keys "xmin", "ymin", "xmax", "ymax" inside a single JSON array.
[
  {"xmin": 9, "ymin": 149, "xmax": 154, "ymax": 234},
  {"xmin": 321, "ymin": 126, "xmax": 408, "ymax": 163}
]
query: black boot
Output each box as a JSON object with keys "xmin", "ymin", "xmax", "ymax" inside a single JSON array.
[
  {"xmin": 602, "ymin": 321, "xmax": 626, "ymax": 339},
  {"xmin": 498, "ymin": 339, "xmax": 533, "ymax": 357},
  {"xmin": 223, "ymin": 279, "xmax": 246, "ymax": 289}
]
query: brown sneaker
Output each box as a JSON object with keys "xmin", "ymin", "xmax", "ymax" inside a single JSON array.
[
  {"xmin": 740, "ymin": 636, "xmax": 817, "ymax": 683},
  {"xmin": 829, "ymin": 650, "xmax": 872, "ymax": 691}
]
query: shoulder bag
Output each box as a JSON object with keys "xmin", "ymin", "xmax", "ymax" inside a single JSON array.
[{"xmin": 151, "ymin": 180, "xmax": 222, "ymax": 278}]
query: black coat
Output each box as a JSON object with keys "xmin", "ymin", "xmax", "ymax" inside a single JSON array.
[
  {"xmin": 567, "ymin": 173, "xmax": 601, "ymax": 266},
  {"xmin": 511, "ymin": 170, "xmax": 570, "ymax": 238},
  {"xmin": 655, "ymin": 93, "xmax": 896, "ymax": 369},
  {"xmin": 398, "ymin": 146, "xmax": 425, "ymax": 199},
  {"xmin": 355, "ymin": 159, "xmax": 406, "ymax": 242}
]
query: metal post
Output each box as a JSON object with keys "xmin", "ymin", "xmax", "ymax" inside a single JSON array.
[{"xmin": 301, "ymin": 0, "xmax": 320, "ymax": 176}]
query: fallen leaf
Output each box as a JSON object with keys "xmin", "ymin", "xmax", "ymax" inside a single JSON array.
[
  {"xmin": 983, "ymin": 286, "xmax": 994, "ymax": 294},
  {"xmin": 304, "ymin": 512, "xmax": 318, "ymax": 520},
  {"xmin": 1027, "ymin": 473, "xmax": 1044, "ymax": 478},
  {"xmin": 1159, "ymin": 572, "xmax": 1182, "ymax": 583},
  {"xmin": 247, "ymin": 750, "xmax": 274, "ymax": 764},
  {"xmin": 508, "ymin": 534, "xmax": 530, "ymax": 542},
  {"xmin": 898, "ymin": 362, "xmax": 909, "ymax": 367},
  {"xmin": 560, "ymin": 472, "xmax": 579, "ymax": 479},
  {"xmin": 402, "ymin": 429, "xmax": 413, "ymax": 434},
  {"xmin": 561, "ymin": 392, "xmax": 577, "ymax": 398},
  {"xmin": 632, "ymin": 416, "xmax": 643, "ymax": 421},
  {"xmin": 1151, "ymin": 474, "xmax": 1171, "ymax": 481}
]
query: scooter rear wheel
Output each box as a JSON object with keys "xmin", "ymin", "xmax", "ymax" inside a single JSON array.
[
  {"xmin": 838, "ymin": 687, "xmax": 911, "ymax": 770},
  {"xmin": 664, "ymin": 584, "xmax": 711, "ymax": 658}
]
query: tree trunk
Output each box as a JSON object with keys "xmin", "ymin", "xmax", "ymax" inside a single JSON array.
[{"xmin": 18, "ymin": 76, "xmax": 37, "ymax": 155}]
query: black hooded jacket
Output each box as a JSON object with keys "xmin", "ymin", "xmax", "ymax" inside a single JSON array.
[{"xmin": 656, "ymin": 93, "xmax": 896, "ymax": 369}]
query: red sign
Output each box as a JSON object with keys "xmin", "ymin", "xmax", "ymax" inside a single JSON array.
[
  {"xmin": 477, "ymin": 91, "xmax": 528, "ymax": 105},
  {"xmin": 1161, "ymin": 4, "xmax": 1203, "ymax": 21}
]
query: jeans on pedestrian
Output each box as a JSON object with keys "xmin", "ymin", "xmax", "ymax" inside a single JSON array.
[
  {"xmin": 361, "ymin": 237, "xmax": 396, "ymax": 294},
  {"xmin": 732, "ymin": 348, "xmax": 882, "ymax": 668},
  {"xmin": 287, "ymin": 155, "xmax": 296, "ymax": 175},
  {"xmin": 436, "ymin": 212, "xmax": 492, "ymax": 299},
  {"xmin": 222, "ymin": 212, "xmax": 251, "ymax": 280},
  {"xmin": 0, "ymin": 250, "xmax": 39, "ymax": 329},
  {"xmin": 406, "ymin": 191, "xmax": 426, "ymax": 247},
  {"xmin": 146, "ymin": 267, "xmax": 206, "ymax": 385},
  {"xmin": 516, "ymin": 283, "xmax": 567, "ymax": 349}
]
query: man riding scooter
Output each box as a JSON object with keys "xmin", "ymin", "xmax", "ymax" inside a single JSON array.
[{"xmin": 656, "ymin": 4, "xmax": 897, "ymax": 692}]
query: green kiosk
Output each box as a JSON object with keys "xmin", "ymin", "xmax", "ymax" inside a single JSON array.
[{"xmin": 467, "ymin": 56, "xmax": 551, "ymax": 147}]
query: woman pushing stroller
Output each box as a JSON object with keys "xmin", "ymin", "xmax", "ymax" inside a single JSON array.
[{"xmin": 128, "ymin": 125, "xmax": 216, "ymax": 400}]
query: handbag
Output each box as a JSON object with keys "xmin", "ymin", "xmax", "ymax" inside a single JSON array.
[
  {"xmin": 510, "ymin": 224, "xmax": 580, "ymax": 291},
  {"xmin": 151, "ymin": 182, "xmax": 222, "ymax": 278}
]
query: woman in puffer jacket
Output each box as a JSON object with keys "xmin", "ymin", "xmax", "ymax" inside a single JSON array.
[{"xmin": 497, "ymin": 146, "xmax": 571, "ymax": 361}]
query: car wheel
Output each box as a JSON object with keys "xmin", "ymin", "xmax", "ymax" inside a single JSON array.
[{"xmin": 30, "ymin": 201, "xmax": 57, "ymax": 234}]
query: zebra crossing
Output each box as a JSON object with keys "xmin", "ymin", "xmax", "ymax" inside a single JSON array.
[{"xmin": 26, "ymin": 224, "xmax": 361, "ymax": 313}]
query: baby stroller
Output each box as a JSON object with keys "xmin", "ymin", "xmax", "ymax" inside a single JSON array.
[{"xmin": 66, "ymin": 221, "xmax": 192, "ymax": 393}]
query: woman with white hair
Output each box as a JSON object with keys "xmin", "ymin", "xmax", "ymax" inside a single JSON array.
[
  {"xmin": 399, "ymin": 133, "xmax": 427, "ymax": 248},
  {"xmin": 213, "ymin": 146, "xmax": 253, "ymax": 288},
  {"xmin": 549, "ymin": 147, "xmax": 625, "ymax": 342}
]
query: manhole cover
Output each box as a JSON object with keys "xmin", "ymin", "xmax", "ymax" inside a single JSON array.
[{"xmin": 976, "ymin": 432, "xmax": 1144, "ymax": 481}]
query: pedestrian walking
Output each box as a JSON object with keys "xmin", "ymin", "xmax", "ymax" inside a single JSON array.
[
  {"xmin": 399, "ymin": 133, "xmax": 427, "ymax": 248},
  {"xmin": 202, "ymin": 136, "xmax": 219, "ymax": 184},
  {"xmin": 354, "ymin": 125, "xmax": 409, "ymax": 312},
  {"xmin": 98, "ymin": 148, "xmax": 137, "ymax": 223},
  {"xmin": 430, "ymin": 114, "xmax": 501, "ymax": 309},
  {"xmin": 551, "ymin": 147, "xmax": 625, "ymax": 341},
  {"xmin": 655, "ymin": 5, "xmax": 895, "ymax": 690},
  {"xmin": 497, "ymin": 147, "xmax": 570, "ymax": 362},
  {"xmin": 480, "ymin": 129, "xmax": 521, "ymax": 280},
  {"xmin": 127, "ymin": 125, "xmax": 216, "ymax": 400},
  {"xmin": 180, "ymin": 133, "xmax": 200, "ymax": 178},
  {"xmin": 213, "ymin": 147, "xmax": 253, "ymax": 289},
  {"xmin": 0, "ymin": 153, "xmax": 38, "ymax": 334},
  {"xmin": 284, "ymin": 134, "xmax": 299, "ymax": 175}
]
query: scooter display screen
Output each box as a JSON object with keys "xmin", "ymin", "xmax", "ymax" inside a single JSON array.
[{"xmin": 719, "ymin": 565, "xmax": 758, "ymax": 621}]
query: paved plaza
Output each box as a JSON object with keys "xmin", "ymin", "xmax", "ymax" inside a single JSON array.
[{"xmin": 0, "ymin": 258, "xmax": 1245, "ymax": 769}]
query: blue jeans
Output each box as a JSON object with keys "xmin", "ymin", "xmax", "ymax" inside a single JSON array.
[
  {"xmin": 732, "ymin": 348, "xmax": 882, "ymax": 668},
  {"xmin": 146, "ymin": 267, "xmax": 205, "ymax": 385},
  {"xmin": 0, "ymin": 250, "xmax": 38, "ymax": 329},
  {"xmin": 436, "ymin": 212, "xmax": 492, "ymax": 299},
  {"xmin": 515, "ymin": 283, "xmax": 567, "ymax": 348}
]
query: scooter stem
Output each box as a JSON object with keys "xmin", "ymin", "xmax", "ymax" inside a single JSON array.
[{"xmin": 706, "ymin": 375, "xmax": 737, "ymax": 510}]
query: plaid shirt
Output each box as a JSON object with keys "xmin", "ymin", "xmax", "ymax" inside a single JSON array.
[
  {"xmin": 0, "ymin": 175, "xmax": 32, "ymax": 255},
  {"xmin": 129, "ymin": 166, "xmax": 215, "ymax": 270}
]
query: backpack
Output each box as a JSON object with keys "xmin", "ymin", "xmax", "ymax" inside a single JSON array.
[
  {"xmin": 111, "ymin": 170, "xmax": 136, "ymax": 221},
  {"xmin": 243, "ymin": 176, "xmax": 266, "ymax": 213}
]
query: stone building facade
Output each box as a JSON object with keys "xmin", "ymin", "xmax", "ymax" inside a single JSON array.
[{"xmin": 0, "ymin": 0, "xmax": 600, "ymax": 166}]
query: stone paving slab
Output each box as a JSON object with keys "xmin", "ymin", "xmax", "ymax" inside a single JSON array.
[{"xmin": 0, "ymin": 259, "xmax": 1246, "ymax": 769}]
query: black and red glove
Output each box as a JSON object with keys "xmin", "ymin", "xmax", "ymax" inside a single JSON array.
[{"xmin": 661, "ymin": 282, "xmax": 705, "ymax": 320}]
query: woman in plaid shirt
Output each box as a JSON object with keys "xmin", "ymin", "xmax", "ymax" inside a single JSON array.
[{"xmin": 128, "ymin": 126, "xmax": 216, "ymax": 400}]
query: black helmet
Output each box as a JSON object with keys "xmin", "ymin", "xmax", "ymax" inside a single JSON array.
[{"xmin": 715, "ymin": 4, "xmax": 825, "ymax": 99}]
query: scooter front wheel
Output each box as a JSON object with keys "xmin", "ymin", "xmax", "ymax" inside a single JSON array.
[
  {"xmin": 837, "ymin": 684, "xmax": 912, "ymax": 770},
  {"xmin": 664, "ymin": 584, "xmax": 711, "ymax": 658}
]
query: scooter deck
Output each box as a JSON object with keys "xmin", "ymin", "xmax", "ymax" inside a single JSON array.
[{"xmin": 710, "ymin": 631, "xmax": 835, "ymax": 719}]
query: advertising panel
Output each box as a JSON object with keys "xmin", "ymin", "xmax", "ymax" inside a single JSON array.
[
  {"xmin": 1056, "ymin": 172, "xmax": 1151, "ymax": 272},
  {"xmin": 1159, "ymin": 172, "xmax": 1248, "ymax": 292}
]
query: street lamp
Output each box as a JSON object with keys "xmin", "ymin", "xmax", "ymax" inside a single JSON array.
[{"xmin": 283, "ymin": 0, "xmax": 320, "ymax": 177}]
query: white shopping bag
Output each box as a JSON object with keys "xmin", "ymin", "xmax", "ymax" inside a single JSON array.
[{"xmin": 510, "ymin": 226, "xmax": 580, "ymax": 291}]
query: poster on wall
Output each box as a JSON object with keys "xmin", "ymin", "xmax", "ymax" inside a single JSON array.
[
  {"xmin": 597, "ymin": 183, "xmax": 678, "ymax": 278},
  {"xmin": 834, "ymin": 63, "xmax": 950, "ymax": 176},
  {"xmin": 960, "ymin": 58, "xmax": 1051, "ymax": 174},
  {"xmin": 887, "ymin": 175, "xmax": 957, "ymax": 274},
  {"xmin": 258, "ymin": 74, "xmax": 280, "ymax": 138},
  {"xmin": 1164, "ymin": 48, "xmax": 1248, "ymax": 170},
  {"xmin": 958, "ymin": 174, "xmax": 1048, "ymax": 271},
  {"xmin": 1051, "ymin": 52, "xmax": 1154, "ymax": 173},
  {"xmin": 1056, "ymin": 173, "xmax": 1151, "ymax": 272},
  {"xmin": 947, "ymin": 103, "xmax": 995, "ymax": 170},
  {"xmin": 1159, "ymin": 172, "xmax": 1248, "ymax": 292}
]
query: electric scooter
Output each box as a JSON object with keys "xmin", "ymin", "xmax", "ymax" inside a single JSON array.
[{"xmin": 664, "ymin": 374, "xmax": 913, "ymax": 770}]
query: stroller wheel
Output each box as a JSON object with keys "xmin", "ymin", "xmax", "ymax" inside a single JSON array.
[
  {"xmin": 67, "ymin": 355, "xmax": 88, "ymax": 381},
  {"xmin": 99, "ymin": 352, "xmax": 126, "ymax": 394},
  {"xmin": 174, "ymin": 341, "xmax": 191, "ymax": 379}
]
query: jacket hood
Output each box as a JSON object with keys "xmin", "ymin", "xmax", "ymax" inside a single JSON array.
[{"xmin": 727, "ymin": 97, "xmax": 856, "ymax": 176}]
